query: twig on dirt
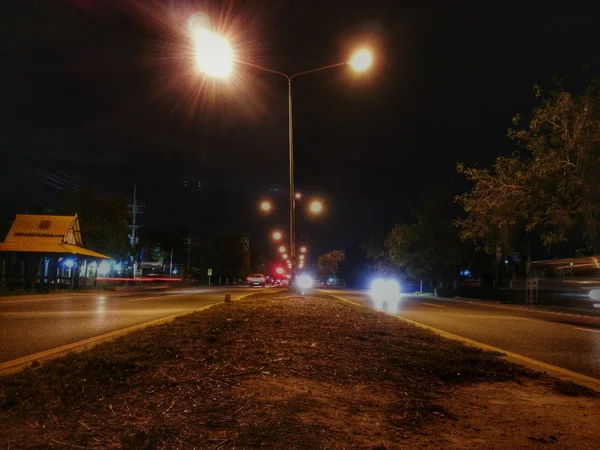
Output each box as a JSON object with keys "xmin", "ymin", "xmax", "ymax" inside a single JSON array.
[
  {"xmin": 50, "ymin": 439, "xmax": 87, "ymax": 449},
  {"xmin": 164, "ymin": 400, "xmax": 176, "ymax": 414}
]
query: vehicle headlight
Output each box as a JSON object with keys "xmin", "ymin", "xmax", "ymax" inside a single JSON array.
[
  {"xmin": 370, "ymin": 278, "xmax": 401, "ymax": 312},
  {"xmin": 296, "ymin": 274, "xmax": 314, "ymax": 290}
]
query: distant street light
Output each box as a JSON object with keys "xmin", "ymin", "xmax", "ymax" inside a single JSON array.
[
  {"xmin": 189, "ymin": 14, "xmax": 373, "ymax": 273},
  {"xmin": 299, "ymin": 254, "xmax": 305, "ymax": 260},
  {"xmin": 282, "ymin": 253, "xmax": 288, "ymax": 260},
  {"xmin": 272, "ymin": 231, "xmax": 282, "ymax": 241},
  {"xmin": 295, "ymin": 192, "xmax": 302, "ymax": 200},
  {"xmin": 260, "ymin": 201, "xmax": 272, "ymax": 212},
  {"xmin": 309, "ymin": 200, "xmax": 323, "ymax": 214},
  {"xmin": 278, "ymin": 245, "xmax": 286, "ymax": 253},
  {"xmin": 300, "ymin": 246, "xmax": 307, "ymax": 253}
]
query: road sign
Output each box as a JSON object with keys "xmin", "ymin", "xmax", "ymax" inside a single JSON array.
[{"xmin": 207, "ymin": 268, "xmax": 213, "ymax": 276}]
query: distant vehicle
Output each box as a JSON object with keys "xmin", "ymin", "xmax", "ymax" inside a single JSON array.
[{"xmin": 247, "ymin": 274, "xmax": 266, "ymax": 287}]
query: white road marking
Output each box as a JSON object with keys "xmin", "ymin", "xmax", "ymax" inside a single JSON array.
[
  {"xmin": 573, "ymin": 327, "xmax": 600, "ymax": 334},
  {"xmin": 422, "ymin": 302, "xmax": 446, "ymax": 308}
]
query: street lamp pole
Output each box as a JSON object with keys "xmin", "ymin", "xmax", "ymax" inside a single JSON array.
[
  {"xmin": 287, "ymin": 76, "xmax": 296, "ymax": 270},
  {"xmin": 237, "ymin": 60, "xmax": 346, "ymax": 272}
]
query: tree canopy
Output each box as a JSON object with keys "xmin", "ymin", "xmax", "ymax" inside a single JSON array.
[
  {"xmin": 458, "ymin": 79, "xmax": 600, "ymax": 253},
  {"xmin": 58, "ymin": 187, "xmax": 130, "ymax": 258},
  {"xmin": 385, "ymin": 191, "xmax": 464, "ymax": 282},
  {"xmin": 317, "ymin": 250, "xmax": 345, "ymax": 278}
]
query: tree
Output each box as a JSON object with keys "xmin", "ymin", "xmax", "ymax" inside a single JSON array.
[
  {"xmin": 361, "ymin": 234, "xmax": 395, "ymax": 275},
  {"xmin": 385, "ymin": 190, "xmax": 465, "ymax": 285},
  {"xmin": 458, "ymin": 79, "xmax": 600, "ymax": 254},
  {"xmin": 317, "ymin": 250, "xmax": 345, "ymax": 279},
  {"xmin": 58, "ymin": 187, "xmax": 129, "ymax": 258}
]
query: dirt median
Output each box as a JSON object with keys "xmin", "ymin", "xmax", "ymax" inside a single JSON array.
[{"xmin": 0, "ymin": 291, "xmax": 598, "ymax": 449}]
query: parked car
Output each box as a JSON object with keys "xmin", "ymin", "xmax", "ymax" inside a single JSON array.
[{"xmin": 246, "ymin": 274, "xmax": 266, "ymax": 287}]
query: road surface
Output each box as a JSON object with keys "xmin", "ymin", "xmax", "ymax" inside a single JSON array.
[
  {"xmin": 321, "ymin": 289, "xmax": 600, "ymax": 380},
  {"xmin": 0, "ymin": 287, "xmax": 255, "ymax": 364}
]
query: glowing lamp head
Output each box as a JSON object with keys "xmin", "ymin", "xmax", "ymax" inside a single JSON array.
[
  {"xmin": 189, "ymin": 13, "xmax": 233, "ymax": 79},
  {"xmin": 275, "ymin": 267, "xmax": 284, "ymax": 275},
  {"xmin": 272, "ymin": 231, "xmax": 282, "ymax": 241},
  {"xmin": 260, "ymin": 201, "xmax": 272, "ymax": 212},
  {"xmin": 295, "ymin": 192, "xmax": 302, "ymax": 199},
  {"xmin": 282, "ymin": 254, "xmax": 288, "ymax": 260},
  {"xmin": 300, "ymin": 246, "xmax": 307, "ymax": 253},
  {"xmin": 309, "ymin": 200, "xmax": 323, "ymax": 214},
  {"xmin": 299, "ymin": 254, "xmax": 305, "ymax": 260},
  {"xmin": 278, "ymin": 245, "xmax": 286, "ymax": 253},
  {"xmin": 349, "ymin": 49, "xmax": 373, "ymax": 72}
]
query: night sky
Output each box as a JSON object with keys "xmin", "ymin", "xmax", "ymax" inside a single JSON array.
[{"xmin": 1, "ymin": 0, "xmax": 599, "ymax": 259}]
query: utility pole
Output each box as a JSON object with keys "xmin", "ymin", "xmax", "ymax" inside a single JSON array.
[
  {"xmin": 183, "ymin": 234, "xmax": 195, "ymax": 276},
  {"xmin": 169, "ymin": 248, "xmax": 174, "ymax": 277},
  {"xmin": 128, "ymin": 185, "xmax": 145, "ymax": 247},
  {"xmin": 128, "ymin": 185, "xmax": 144, "ymax": 279}
]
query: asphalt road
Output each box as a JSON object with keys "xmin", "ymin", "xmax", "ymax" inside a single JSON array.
[
  {"xmin": 0, "ymin": 286, "xmax": 256, "ymax": 364},
  {"xmin": 321, "ymin": 289, "xmax": 600, "ymax": 380}
]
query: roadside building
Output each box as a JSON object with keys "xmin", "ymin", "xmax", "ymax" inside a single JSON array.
[{"xmin": 0, "ymin": 214, "xmax": 109, "ymax": 291}]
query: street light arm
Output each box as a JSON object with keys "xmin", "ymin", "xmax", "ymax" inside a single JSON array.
[
  {"xmin": 234, "ymin": 59, "xmax": 290, "ymax": 81},
  {"xmin": 234, "ymin": 60, "xmax": 348, "ymax": 81},
  {"xmin": 290, "ymin": 62, "xmax": 347, "ymax": 80}
]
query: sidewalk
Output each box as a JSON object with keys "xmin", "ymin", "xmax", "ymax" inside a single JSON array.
[{"xmin": 0, "ymin": 291, "xmax": 598, "ymax": 449}]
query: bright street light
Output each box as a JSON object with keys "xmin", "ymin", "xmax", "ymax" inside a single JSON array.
[
  {"xmin": 299, "ymin": 254, "xmax": 305, "ymax": 260},
  {"xmin": 300, "ymin": 246, "xmax": 307, "ymax": 253},
  {"xmin": 349, "ymin": 49, "xmax": 373, "ymax": 72},
  {"xmin": 278, "ymin": 245, "xmax": 286, "ymax": 253},
  {"xmin": 189, "ymin": 14, "xmax": 233, "ymax": 78},
  {"xmin": 295, "ymin": 192, "xmax": 302, "ymax": 199},
  {"xmin": 309, "ymin": 200, "xmax": 323, "ymax": 214},
  {"xmin": 282, "ymin": 254, "xmax": 288, "ymax": 260},
  {"xmin": 260, "ymin": 201, "xmax": 272, "ymax": 212},
  {"xmin": 272, "ymin": 231, "xmax": 282, "ymax": 241}
]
